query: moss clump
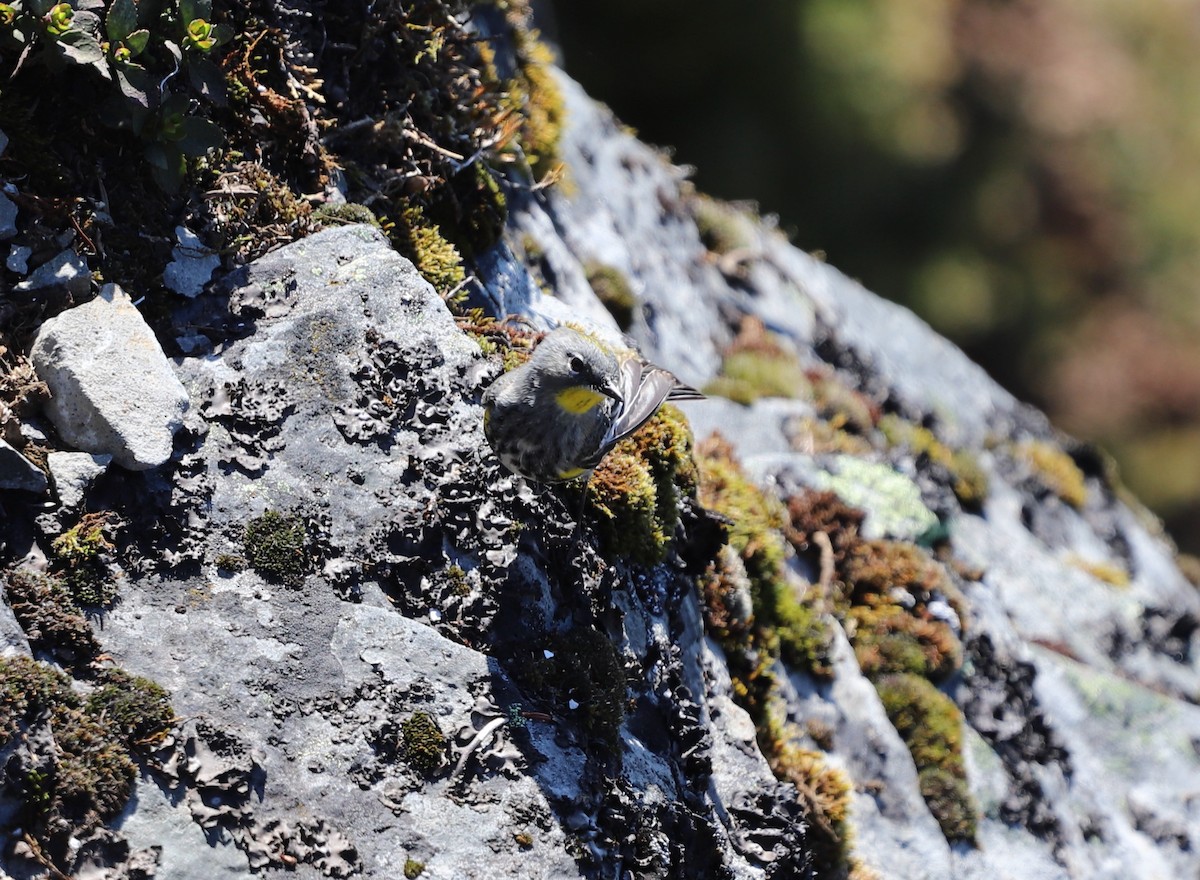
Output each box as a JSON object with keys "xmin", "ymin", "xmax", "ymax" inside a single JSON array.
[
  {"xmin": 879, "ymin": 414, "xmax": 989, "ymax": 509},
  {"xmin": 584, "ymin": 262, "xmax": 638, "ymax": 331},
  {"xmin": 400, "ymin": 712, "xmax": 447, "ymax": 777},
  {"xmin": 50, "ymin": 512, "xmax": 118, "ymax": 607},
  {"xmin": 588, "ymin": 404, "xmax": 697, "ymax": 566},
  {"xmin": 502, "ymin": 21, "xmax": 566, "ymax": 179},
  {"xmin": 692, "ymin": 194, "xmax": 754, "ymax": 255},
  {"xmin": 697, "ymin": 435, "xmax": 833, "ymax": 682},
  {"xmin": 848, "ymin": 604, "xmax": 961, "ymax": 682},
  {"xmin": 1015, "ymin": 439, "xmax": 1088, "ymax": 509},
  {"xmin": 875, "ymin": 673, "xmax": 977, "ymax": 843},
  {"xmin": 786, "ymin": 489, "xmax": 866, "ymax": 567},
  {"xmin": 312, "ymin": 203, "xmax": 380, "ymax": 229},
  {"xmin": 0, "ymin": 656, "xmax": 141, "ymax": 868},
  {"xmin": 769, "ymin": 740, "xmax": 854, "ymax": 872},
  {"xmin": 388, "ymin": 205, "xmax": 467, "ymax": 296},
  {"xmin": 404, "ymin": 858, "xmax": 426, "ymax": 879},
  {"xmin": 85, "ymin": 669, "xmax": 174, "ymax": 749},
  {"xmin": 243, "ymin": 510, "xmax": 308, "ymax": 587},
  {"xmin": 704, "ymin": 316, "xmax": 809, "ymax": 404},
  {"xmin": 839, "ymin": 539, "xmax": 943, "ymax": 608},
  {"xmin": 214, "ymin": 553, "xmax": 248, "ymax": 573},
  {"xmin": 3, "ymin": 569, "xmax": 99, "ymax": 671},
  {"xmin": 520, "ymin": 627, "xmax": 626, "ymax": 748}
]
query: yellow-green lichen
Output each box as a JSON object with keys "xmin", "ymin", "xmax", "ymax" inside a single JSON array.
[
  {"xmin": 1015, "ymin": 439, "xmax": 1088, "ymax": 509},
  {"xmin": 875, "ymin": 672, "xmax": 977, "ymax": 843},
  {"xmin": 584, "ymin": 262, "xmax": 638, "ymax": 331},
  {"xmin": 404, "ymin": 857, "xmax": 426, "ymax": 878},
  {"xmin": 400, "ymin": 712, "xmax": 447, "ymax": 777},
  {"xmin": 243, "ymin": 510, "xmax": 308, "ymax": 587}
]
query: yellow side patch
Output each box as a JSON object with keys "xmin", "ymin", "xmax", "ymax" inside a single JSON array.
[
  {"xmin": 556, "ymin": 466, "xmax": 588, "ymax": 480},
  {"xmin": 556, "ymin": 386, "xmax": 606, "ymax": 414}
]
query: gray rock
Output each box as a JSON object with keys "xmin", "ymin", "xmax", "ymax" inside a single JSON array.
[
  {"xmin": 0, "ymin": 594, "xmax": 30, "ymax": 658},
  {"xmin": 47, "ymin": 450, "xmax": 112, "ymax": 510},
  {"xmin": 14, "ymin": 246, "xmax": 89, "ymax": 297},
  {"xmin": 0, "ymin": 438, "xmax": 47, "ymax": 493},
  {"xmin": 31, "ymin": 283, "xmax": 189, "ymax": 470},
  {"xmin": 6, "ymin": 242, "xmax": 30, "ymax": 273},
  {"xmin": 0, "ymin": 190, "xmax": 16, "ymax": 241},
  {"xmin": 163, "ymin": 225, "xmax": 221, "ymax": 298}
]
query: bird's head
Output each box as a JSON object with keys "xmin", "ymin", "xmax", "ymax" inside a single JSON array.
[{"xmin": 534, "ymin": 329, "xmax": 623, "ymax": 414}]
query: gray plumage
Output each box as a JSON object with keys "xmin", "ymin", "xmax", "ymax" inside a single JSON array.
[{"xmin": 482, "ymin": 327, "xmax": 703, "ymax": 483}]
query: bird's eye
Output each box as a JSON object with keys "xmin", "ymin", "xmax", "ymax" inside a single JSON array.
[{"xmin": 569, "ymin": 356, "xmax": 586, "ymax": 374}]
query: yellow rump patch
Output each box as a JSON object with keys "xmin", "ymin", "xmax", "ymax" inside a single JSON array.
[{"xmin": 556, "ymin": 386, "xmax": 606, "ymax": 414}]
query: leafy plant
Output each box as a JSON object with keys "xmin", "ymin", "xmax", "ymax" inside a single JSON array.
[{"xmin": 0, "ymin": 0, "xmax": 232, "ymax": 190}]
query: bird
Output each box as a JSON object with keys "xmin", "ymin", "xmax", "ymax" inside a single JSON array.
[{"xmin": 482, "ymin": 327, "xmax": 704, "ymax": 484}]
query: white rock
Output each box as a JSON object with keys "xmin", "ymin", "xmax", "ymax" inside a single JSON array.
[
  {"xmin": 14, "ymin": 247, "xmax": 89, "ymax": 296},
  {"xmin": 31, "ymin": 284, "xmax": 189, "ymax": 470},
  {"xmin": 47, "ymin": 451, "xmax": 112, "ymax": 510},
  {"xmin": 163, "ymin": 226, "xmax": 220, "ymax": 298}
]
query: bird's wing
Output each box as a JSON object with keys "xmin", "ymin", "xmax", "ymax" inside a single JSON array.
[{"xmin": 611, "ymin": 359, "xmax": 686, "ymax": 442}]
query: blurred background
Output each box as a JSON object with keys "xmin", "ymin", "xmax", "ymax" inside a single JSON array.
[{"xmin": 542, "ymin": 0, "xmax": 1200, "ymax": 554}]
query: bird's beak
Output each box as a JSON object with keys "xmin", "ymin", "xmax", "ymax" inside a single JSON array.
[{"xmin": 596, "ymin": 377, "xmax": 623, "ymax": 402}]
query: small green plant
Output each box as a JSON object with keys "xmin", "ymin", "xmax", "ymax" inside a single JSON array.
[
  {"xmin": 50, "ymin": 512, "xmax": 118, "ymax": 607},
  {"xmin": 400, "ymin": 712, "xmax": 446, "ymax": 777},
  {"xmin": 403, "ymin": 858, "xmax": 426, "ymax": 879},
  {"xmin": 0, "ymin": 0, "xmax": 231, "ymax": 191},
  {"xmin": 242, "ymin": 510, "xmax": 308, "ymax": 586}
]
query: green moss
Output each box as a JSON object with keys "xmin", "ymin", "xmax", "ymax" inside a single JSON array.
[
  {"xmin": 1015, "ymin": 440, "xmax": 1088, "ymax": 509},
  {"xmin": 243, "ymin": 510, "xmax": 308, "ymax": 587},
  {"xmin": 504, "ymin": 28, "xmax": 565, "ymax": 179},
  {"xmin": 404, "ymin": 858, "xmax": 426, "ymax": 879},
  {"xmin": 697, "ymin": 435, "xmax": 833, "ymax": 681},
  {"xmin": 589, "ymin": 404, "xmax": 696, "ymax": 566},
  {"xmin": 214, "ymin": 553, "xmax": 248, "ymax": 572},
  {"xmin": 584, "ymin": 262, "xmax": 638, "ymax": 331},
  {"xmin": 875, "ymin": 673, "xmax": 977, "ymax": 843},
  {"xmin": 50, "ymin": 512, "xmax": 118, "ymax": 607},
  {"xmin": 400, "ymin": 712, "xmax": 447, "ymax": 777},
  {"xmin": 692, "ymin": 194, "xmax": 754, "ymax": 255},
  {"xmin": 425, "ymin": 162, "xmax": 509, "ymax": 258},
  {"xmin": 85, "ymin": 669, "xmax": 174, "ymax": 749},
  {"xmin": 704, "ymin": 316, "xmax": 809, "ymax": 404},
  {"xmin": 389, "ymin": 205, "xmax": 466, "ymax": 296},
  {"xmin": 312, "ymin": 202, "xmax": 379, "ymax": 229},
  {"xmin": 879, "ymin": 414, "xmax": 989, "ymax": 509},
  {"xmin": 521, "ymin": 627, "xmax": 626, "ymax": 748},
  {"xmin": 3, "ymin": 568, "xmax": 99, "ymax": 671},
  {"xmin": 849, "ymin": 604, "xmax": 962, "ymax": 682},
  {"xmin": 0, "ymin": 656, "xmax": 140, "ymax": 864}
]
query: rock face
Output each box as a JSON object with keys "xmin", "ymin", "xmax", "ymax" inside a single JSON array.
[
  {"xmin": 30, "ymin": 284, "xmax": 190, "ymax": 470},
  {"xmin": 1, "ymin": 58, "xmax": 1199, "ymax": 880}
]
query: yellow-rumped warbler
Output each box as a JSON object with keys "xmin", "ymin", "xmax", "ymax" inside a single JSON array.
[{"xmin": 482, "ymin": 327, "xmax": 703, "ymax": 483}]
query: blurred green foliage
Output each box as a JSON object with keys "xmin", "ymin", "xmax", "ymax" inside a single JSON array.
[{"xmin": 551, "ymin": 0, "xmax": 1200, "ymax": 549}]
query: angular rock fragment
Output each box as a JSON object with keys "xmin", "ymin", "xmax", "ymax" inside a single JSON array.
[
  {"xmin": 47, "ymin": 451, "xmax": 112, "ymax": 510},
  {"xmin": 31, "ymin": 284, "xmax": 189, "ymax": 470},
  {"xmin": 0, "ymin": 438, "xmax": 46, "ymax": 493}
]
